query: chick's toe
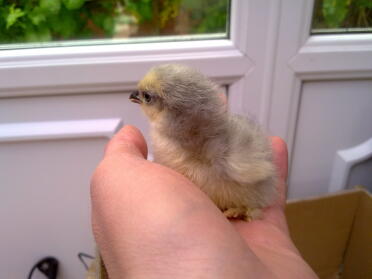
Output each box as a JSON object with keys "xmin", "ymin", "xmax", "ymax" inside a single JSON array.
[{"xmin": 223, "ymin": 207, "xmax": 262, "ymax": 222}]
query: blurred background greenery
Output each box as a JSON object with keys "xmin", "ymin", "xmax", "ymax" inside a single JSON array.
[
  {"xmin": 1, "ymin": 0, "xmax": 371, "ymax": 44},
  {"xmin": 0, "ymin": 0, "xmax": 229, "ymax": 44},
  {"xmin": 312, "ymin": 0, "xmax": 372, "ymax": 32}
]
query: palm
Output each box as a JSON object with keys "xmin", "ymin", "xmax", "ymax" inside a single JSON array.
[
  {"xmin": 228, "ymin": 138, "xmax": 317, "ymax": 278},
  {"xmin": 92, "ymin": 127, "xmax": 318, "ymax": 279}
]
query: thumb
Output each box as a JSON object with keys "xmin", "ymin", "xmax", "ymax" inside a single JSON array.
[{"xmin": 104, "ymin": 125, "xmax": 148, "ymax": 159}]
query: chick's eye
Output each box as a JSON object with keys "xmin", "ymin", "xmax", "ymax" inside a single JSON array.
[{"xmin": 143, "ymin": 92, "xmax": 152, "ymax": 103}]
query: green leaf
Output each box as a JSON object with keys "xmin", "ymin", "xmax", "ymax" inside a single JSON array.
[
  {"xmin": 6, "ymin": 4, "xmax": 25, "ymax": 29},
  {"xmin": 49, "ymin": 10, "xmax": 79, "ymax": 38},
  {"xmin": 322, "ymin": 0, "xmax": 350, "ymax": 28},
  {"xmin": 40, "ymin": 0, "xmax": 61, "ymax": 14},
  {"xmin": 24, "ymin": 26, "xmax": 52, "ymax": 42},
  {"xmin": 24, "ymin": 31, "xmax": 39, "ymax": 42},
  {"xmin": 103, "ymin": 16, "xmax": 115, "ymax": 35},
  {"xmin": 181, "ymin": 0, "xmax": 203, "ymax": 10},
  {"xmin": 28, "ymin": 7, "xmax": 47, "ymax": 25},
  {"xmin": 356, "ymin": 0, "xmax": 372, "ymax": 9},
  {"xmin": 59, "ymin": 17, "xmax": 78, "ymax": 37},
  {"xmin": 37, "ymin": 26, "xmax": 52, "ymax": 41},
  {"xmin": 91, "ymin": 13, "xmax": 106, "ymax": 29},
  {"xmin": 125, "ymin": 0, "xmax": 153, "ymax": 22},
  {"xmin": 63, "ymin": 0, "xmax": 85, "ymax": 10}
]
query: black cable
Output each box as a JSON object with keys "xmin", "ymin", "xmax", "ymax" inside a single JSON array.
[
  {"xmin": 27, "ymin": 264, "xmax": 38, "ymax": 279},
  {"xmin": 27, "ymin": 257, "xmax": 59, "ymax": 279},
  {"xmin": 28, "ymin": 252, "xmax": 93, "ymax": 278},
  {"xmin": 78, "ymin": 252, "xmax": 95, "ymax": 270}
]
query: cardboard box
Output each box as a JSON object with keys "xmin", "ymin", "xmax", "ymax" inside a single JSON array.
[{"xmin": 285, "ymin": 189, "xmax": 372, "ymax": 279}]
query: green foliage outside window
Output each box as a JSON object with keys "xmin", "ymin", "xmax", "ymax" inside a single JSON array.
[
  {"xmin": 0, "ymin": 0, "xmax": 229, "ymax": 44},
  {"xmin": 312, "ymin": 0, "xmax": 372, "ymax": 31},
  {"xmin": 2, "ymin": 0, "xmax": 369, "ymax": 44}
]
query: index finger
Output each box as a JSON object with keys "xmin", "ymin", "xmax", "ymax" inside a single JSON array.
[{"xmin": 271, "ymin": 136, "xmax": 288, "ymax": 207}]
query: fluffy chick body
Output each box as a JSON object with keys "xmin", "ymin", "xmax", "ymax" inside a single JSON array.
[
  {"xmin": 90, "ymin": 64, "xmax": 278, "ymax": 279},
  {"xmin": 132, "ymin": 64, "xmax": 277, "ymax": 219},
  {"xmin": 151, "ymin": 115, "xmax": 276, "ymax": 212}
]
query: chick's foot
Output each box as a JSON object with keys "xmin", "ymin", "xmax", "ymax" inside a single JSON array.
[{"xmin": 223, "ymin": 207, "xmax": 262, "ymax": 222}]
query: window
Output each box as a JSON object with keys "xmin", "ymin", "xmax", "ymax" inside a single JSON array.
[
  {"xmin": 0, "ymin": 0, "xmax": 230, "ymax": 49},
  {"xmin": 312, "ymin": 0, "xmax": 372, "ymax": 34}
]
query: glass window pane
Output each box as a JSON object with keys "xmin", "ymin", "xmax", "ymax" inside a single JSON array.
[
  {"xmin": 311, "ymin": 0, "xmax": 372, "ymax": 34},
  {"xmin": 0, "ymin": 0, "xmax": 230, "ymax": 48}
]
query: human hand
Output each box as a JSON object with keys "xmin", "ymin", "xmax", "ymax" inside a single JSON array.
[{"xmin": 91, "ymin": 125, "xmax": 318, "ymax": 279}]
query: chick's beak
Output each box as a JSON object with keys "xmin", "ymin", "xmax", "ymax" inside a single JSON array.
[{"xmin": 129, "ymin": 91, "xmax": 142, "ymax": 104}]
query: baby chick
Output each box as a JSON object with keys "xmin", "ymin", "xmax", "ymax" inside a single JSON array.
[
  {"xmin": 90, "ymin": 64, "xmax": 278, "ymax": 279},
  {"xmin": 130, "ymin": 64, "xmax": 277, "ymax": 220}
]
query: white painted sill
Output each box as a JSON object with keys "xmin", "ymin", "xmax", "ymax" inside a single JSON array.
[
  {"xmin": 289, "ymin": 33, "xmax": 372, "ymax": 79},
  {"xmin": 0, "ymin": 119, "xmax": 122, "ymax": 142},
  {"xmin": 0, "ymin": 39, "xmax": 250, "ymax": 97}
]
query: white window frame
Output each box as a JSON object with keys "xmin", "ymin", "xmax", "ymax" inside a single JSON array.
[
  {"xmin": 0, "ymin": 2, "xmax": 246, "ymax": 97},
  {"xmin": 0, "ymin": 0, "xmax": 283, "ymax": 131},
  {"xmin": 0, "ymin": 39, "xmax": 248, "ymax": 97},
  {"xmin": 268, "ymin": 0, "xmax": 372, "ymax": 155},
  {"xmin": 1, "ymin": 0, "xmax": 371, "ymax": 151}
]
